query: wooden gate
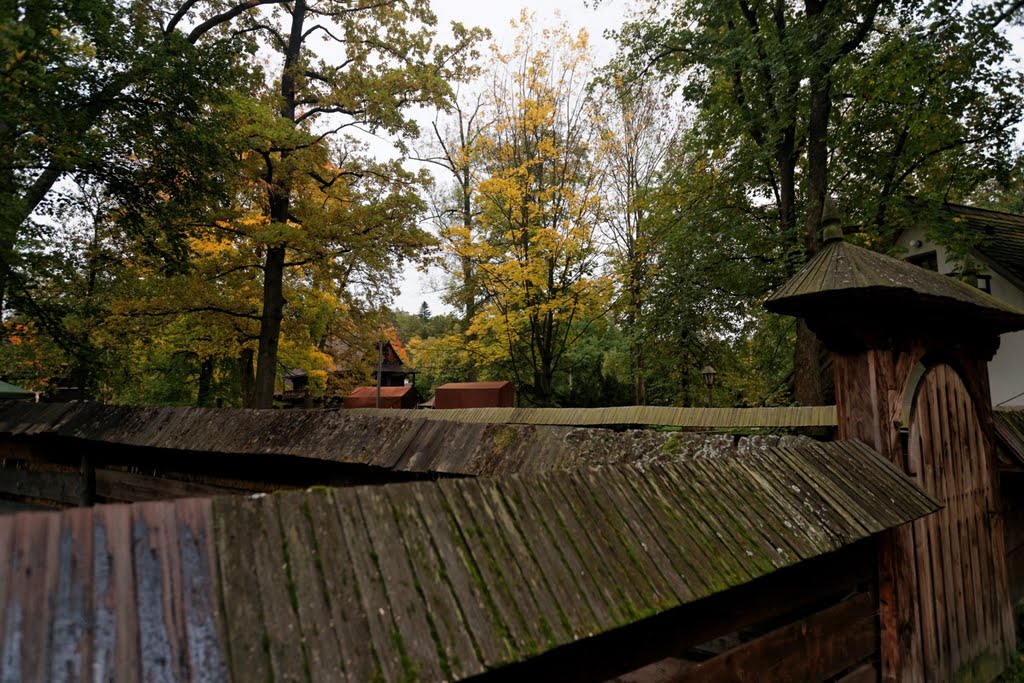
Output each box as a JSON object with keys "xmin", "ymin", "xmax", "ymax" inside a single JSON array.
[{"xmin": 903, "ymin": 364, "xmax": 1014, "ymax": 681}]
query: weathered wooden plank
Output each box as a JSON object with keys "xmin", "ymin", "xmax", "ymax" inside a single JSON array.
[
  {"xmin": 332, "ymin": 487, "xmax": 407, "ymax": 681},
  {"xmin": 0, "ymin": 467, "xmax": 81, "ymax": 506},
  {"xmin": 597, "ymin": 468, "xmax": 695, "ymax": 603},
  {"xmin": 409, "ymin": 484, "xmax": 508, "ymax": 666},
  {"xmin": 275, "ymin": 491, "xmax": 346, "ymax": 682},
  {"xmin": 720, "ymin": 456, "xmax": 816, "ymax": 563},
  {"xmin": 94, "ymin": 469, "xmax": 236, "ymax": 503},
  {"xmin": 799, "ymin": 443, "xmax": 907, "ymax": 531},
  {"xmin": 132, "ymin": 501, "xmax": 189, "ymax": 681},
  {"xmin": 249, "ymin": 496, "xmax": 307, "ymax": 683},
  {"xmin": 555, "ymin": 473, "xmax": 660, "ymax": 617},
  {"xmin": 174, "ymin": 497, "xmax": 227, "ymax": 683},
  {"xmin": 435, "ymin": 478, "xmax": 540, "ymax": 655},
  {"xmin": 938, "ymin": 370, "xmax": 969, "ymax": 671},
  {"xmin": 648, "ymin": 464, "xmax": 751, "ymax": 586},
  {"xmin": 569, "ymin": 471, "xmax": 676, "ymax": 611},
  {"xmin": 616, "ymin": 467, "xmax": 719, "ymax": 598},
  {"xmin": 908, "ymin": 418, "xmax": 939, "ymax": 680},
  {"xmin": 504, "ymin": 475, "xmax": 615, "ymax": 634},
  {"xmin": 49, "ymin": 508, "xmax": 93, "ymax": 683},
  {"xmin": 836, "ymin": 662, "xmax": 879, "ymax": 683},
  {"xmin": 0, "ymin": 515, "xmax": 13, "ymax": 681},
  {"xmin": 672, "ymin": 592, "xmax": 877, "ymax": 683},
  {"xmin": 91, "ymin": 504, "xmax": 141, "ymax": 681},
  {"xmin": 663, "ymin": 458, "xmax": 797, "ymax": 579},
  {"xmin": 6, "ymin": 512, "xmax": 60, "ymax": 683},
  {"xmin": 684, "ymin": 457, "xmax": 790, "ymax": 570},
  {"xmin": 460, "ymin": 477, "xmax": 570, "ymax": 644},
  {"xmin": 739, "ymin": 448, "xmax": 842, "ymax": 553},
  {"xmin": 303, "ymin": 489, "xmax": 375, "ymax": 683},
  {"xmin": 482, "ymin": 541, "xmax": 877, "ymax": 683},
  {"xmin": 356, "ymin": 487, "xmax": 447, "ymax": 682},
  {"xmin": 520, "ymin": 476, "xmax": 630, "ymax": 626},
  {"xmin": 921, "ymin": 368, "xmax": 950, "ymax": 678},
  {"xmin": 210, "ymin": 496, "xmax": 271, "ymax": 683},
  {"xmin": 771, "ymin": 446, "xmax": 872, "ymax": 543},
  {"xmin": 937, "ymin": 370, "xmax": 967, "ymax": 677},
  {"xmin": 383, "ymin": 485, "xmax": 484, "ymax": 680}
]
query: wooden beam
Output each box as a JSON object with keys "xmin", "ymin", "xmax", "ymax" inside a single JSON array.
[
  {"xmin": 672, "ymin": 592, "xmax": 876, "ymax": 682},
  {"xmin": 477, "ymin": 541, "xmax": 876, "ymax": 683}
]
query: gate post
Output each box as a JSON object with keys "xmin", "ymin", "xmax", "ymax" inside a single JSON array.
[{"xmin": 765, "ymin": 208, "xmax": 1024, "ymax": 682}]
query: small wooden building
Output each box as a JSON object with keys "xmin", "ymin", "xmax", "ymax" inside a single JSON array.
[
  {"xmin": 0, "ymin": 381, "xmax": 32, "ymax": 401},
  {"xmin": 432, "ymin": 381, "xmax": 516, "ymax": 409},
  {"xmin": 343, "ymin": 385, "xmax": 420, "ymax": 410},
  {"xmin": 373, "ymin": 340, "xmax": 418, "ymax": 387}
]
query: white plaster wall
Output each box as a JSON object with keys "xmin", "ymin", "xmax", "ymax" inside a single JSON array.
[{"xmin": 896, "ymin": 228, "xmax": 1024, "ymax": 406}]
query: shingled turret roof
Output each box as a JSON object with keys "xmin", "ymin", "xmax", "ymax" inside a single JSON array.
[{"xmin": 765, "ymin": 231, "xmax": 1024, "ymax": 336}]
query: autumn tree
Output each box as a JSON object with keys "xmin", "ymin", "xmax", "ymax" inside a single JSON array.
[
  {"xmin": 460, "ymin": 13, "xmax": 611, "ymax": 406},
  {"xmin": 156, "ymin": 1, "xmax": 484, "ymax": 408}
]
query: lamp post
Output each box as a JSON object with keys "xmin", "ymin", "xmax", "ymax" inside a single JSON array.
[{"xmin": 701, "ymin": 366, "xmax": 716, "ymax": 407}]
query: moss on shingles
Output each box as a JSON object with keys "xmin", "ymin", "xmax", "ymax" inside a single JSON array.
[
  {"xmin": 389, "ymin": 500, "xmax": 452, "ymax": 680},
  {"xmin": 391, "ymin": 630, "xmax": 419, "ymax": 682},
  {"xmin": 490, "ymin": 426, "xmax": 517, "ymax": 453}
]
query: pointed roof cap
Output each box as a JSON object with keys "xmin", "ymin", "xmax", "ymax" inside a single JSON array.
[{"xmin": 765, "ymin": 237, "xmax": 1024, "ymax": 336}]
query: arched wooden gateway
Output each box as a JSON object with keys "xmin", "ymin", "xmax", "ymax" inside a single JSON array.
[{"xmin": 767, "ymin": 214, "xmax": 1024, "ymax": 682}]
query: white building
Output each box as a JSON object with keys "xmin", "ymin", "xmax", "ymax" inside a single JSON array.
[{"xmin": 897, "ymin": 203, "xmax": 1024, "ymax": 406}]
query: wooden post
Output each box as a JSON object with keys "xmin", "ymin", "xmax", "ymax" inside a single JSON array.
[{"xmin": 764, "ymin": 220, "xmax": 1023, "ymax": 681}]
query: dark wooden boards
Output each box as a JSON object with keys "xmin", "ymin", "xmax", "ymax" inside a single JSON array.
[
  {"xmin": 898, "ymin": 364, "xmax": 1016, "ymax": 682},
  {"xmin": 0, "ymin": 440, "xmax": 937, "ymax": 682}
]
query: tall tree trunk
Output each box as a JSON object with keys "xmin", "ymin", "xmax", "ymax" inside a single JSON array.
[
  {"xmin": 252, "ymin": 0, "xmax": 305, "ymax": 408},
  {"xmin": 239, "ymin": 348, "xmax": 256, "ymax": 408},
  {"xmin": 254, "ymin": 246, "xmax": 286, "ymax": 407},
  {"xmin": 795, "ymin": 67, "xmax": 833, "ymax": 407},
  {"xmin": 197, "ymin": 356, "xmax": 215, "ymax": 407}
]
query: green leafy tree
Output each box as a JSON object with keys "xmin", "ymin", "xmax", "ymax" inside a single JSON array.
[
  {"xmin": 1, "ymin": 0, "xmax": 251, "ymax": 320},
  {"xmin": 165, "ymin": 0, "xmax": 485, "ymax": 408},
  {"xmin": 611, "ymin": 0, "xmax": 1024, "ymax": 404},
  {"xmin": 594, "ymin": 79, "xmax": 683, "ymax": 404}
]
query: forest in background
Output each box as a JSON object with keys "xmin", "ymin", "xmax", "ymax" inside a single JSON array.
[{"xmin": 2, "ymin": 0, "xmax": 1024, "ymax": 408}]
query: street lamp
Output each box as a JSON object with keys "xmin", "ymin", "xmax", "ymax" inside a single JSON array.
[{"xmin": 701, "ymin": 366, "xmax": 717, "ymax": 407}]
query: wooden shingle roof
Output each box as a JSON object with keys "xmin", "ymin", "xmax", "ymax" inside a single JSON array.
[
  {"xmin": 946, "ymin": 203, "xmax": 1024, "ymax": 289},
  {"xmin": 0, "ymin": 402, "xmax": 832, "ymax": 478},
  {"xmin": 994, "ymin": 407, "xmax": 1024, "ymax": 468},
  {"xmin": 0, "ymin": 440, "xmax": 938, "ymax": 682},
  {"xmin": 765, "ymin": 234, "xmax": 1024, "ymax": 334}
]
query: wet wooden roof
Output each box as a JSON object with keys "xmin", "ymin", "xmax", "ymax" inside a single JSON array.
[
  {"xmin": 351, "ymin": 405, "xmax": 838, "ymax": 428},
  {"xmin": 0, "ymin": 440, "xmax": 938, "ymax": 682},
  {"xmin": 946, "ymin": 203, "xmax": 1024, "ymax": 290},
  {"xmin": 994, "ymin": 407, "xmax": 1024, "ymax": 468},
  {"xmin": 765, "ymin": 235, "xmax": 1024, "ymax": 334},
  {"xmin": 0, "ymin": 402, "xmax": 833, "ymax": 478}
]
